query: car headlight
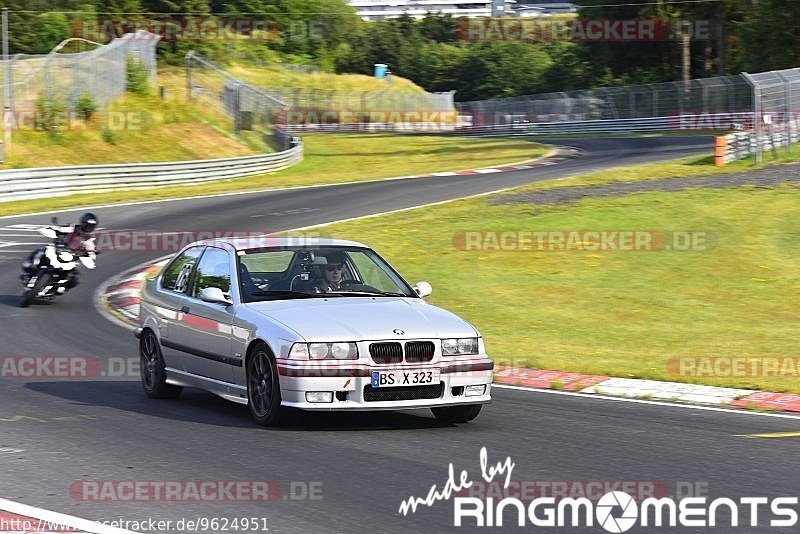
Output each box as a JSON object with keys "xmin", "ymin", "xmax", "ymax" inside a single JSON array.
[
  {"xmin": 289, "ymin": 342, "xmax": 358, "ymax": 360},
  {"xmin": 442, "ymin": 337, "xmax": 478, "ymax": 356}
]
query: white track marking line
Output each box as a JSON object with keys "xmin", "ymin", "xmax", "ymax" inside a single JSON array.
[
  {"xmin": 0, "ymin": 233, "xmax": 49, "ymax": 237},
  {"xmin": 0, "ymin": 242, "xmax": 43, "ymax": 248},
  {"xmin": 494, "ymin": 384, "xmax": 800, "ymax": 420},
  {"xmin": 0, "ymin": 497, "xmax": 140, "ymax": 534}
]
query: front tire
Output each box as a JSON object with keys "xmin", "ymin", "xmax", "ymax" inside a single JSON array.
[
  {"xmin": 246, "ymin": 343, "xmax": 283, "ymax": 427},
  {"xmin": 431, "ymin": 404, "xmax": 482, "ymax": 424},
  {"xmin": 140, "ymin": 329, "xmax": 182, "ymax": 399},
  {"xmin": 19, "ymin": 272, "xmax": 50, "ymax": 307}
]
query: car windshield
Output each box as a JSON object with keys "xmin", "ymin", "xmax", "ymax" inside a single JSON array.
[{"xmin": 237, "ymin": 246, "xmax": 417, "ymax": 302}]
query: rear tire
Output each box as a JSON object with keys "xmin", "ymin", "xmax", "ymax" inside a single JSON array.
[
  {"xmin": 140, "ymin": 329, "xmax": 182, "ymax": 399},
  {"xmin": 19, "ymin": 272, "xmax": 50, "ymax": 308},
  {"xmin": 431, "ymin": 404, "xmax": 482, "ymax": 424},
  {"xmin": 246, "ymin": 343, "xmax": 283, "ymax": 427}
]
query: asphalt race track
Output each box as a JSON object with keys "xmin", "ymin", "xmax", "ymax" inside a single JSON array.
[{"xmin": 1, "ymin": 135, "xmax": 798, "ymax": 533}]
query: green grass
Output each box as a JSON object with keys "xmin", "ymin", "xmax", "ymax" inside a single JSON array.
[
  {"xmin": 0, "ymin": 134, "xmax": 548, "ymax": 216},
  {"xmin": 298, "ymin": 174, "xmax": 800, "ymax": 393},
  {"xmin": 225, "ymin": 63, "xmax": 426, "ymax": 93},
  {"xmin": 4, "ymin": 60, "xmax": 431, "ymax": 171},
  {"xmin": 2, "ymin": 89, "xmax": 265, "ymax": 169}
]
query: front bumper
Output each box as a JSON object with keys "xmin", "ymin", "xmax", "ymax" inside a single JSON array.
[{"xmin": 275, "ymin": 358, "xmax": 493, "ymax": 411}]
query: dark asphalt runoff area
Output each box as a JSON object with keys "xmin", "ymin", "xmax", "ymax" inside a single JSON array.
[{"xmin": 0, "ymin": 135, "xmax": 798, "ymax": 534}]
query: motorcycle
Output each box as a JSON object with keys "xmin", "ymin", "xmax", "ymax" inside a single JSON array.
[{"xmin": 19, "ymin": 217, "xmax": 97, "ymax": 307}]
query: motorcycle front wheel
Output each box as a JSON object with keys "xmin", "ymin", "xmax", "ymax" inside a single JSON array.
[{"xmin": 19, "ymin": 272, "xmax": 51, "ymax": 308}]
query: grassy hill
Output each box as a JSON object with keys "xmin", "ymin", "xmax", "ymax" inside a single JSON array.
[{"xmin": 2, "ymin": 61, "xmax": 435, "ymax": 169}]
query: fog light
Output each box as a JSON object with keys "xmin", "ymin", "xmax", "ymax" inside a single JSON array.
[
  {"xmin": 305, "ymin": 391, "xmax": 333, "ymax": 403},
  {"xmin": 465, "ymin": 385, "xmax": 486, "ymax": 397}
]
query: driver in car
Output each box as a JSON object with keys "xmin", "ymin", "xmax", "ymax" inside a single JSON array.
[{"xmin": 315, "ymin": 251, "xmax": 346, "ymax": 293}]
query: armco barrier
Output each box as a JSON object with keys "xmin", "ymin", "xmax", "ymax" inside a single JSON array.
[
  {"xmin": 0, "ymin": 141, "xmax": 303, "ymax": 203},
  {"xmin": 279, "ymin": 113, "xmax": 755, "ymax": 136},
  {"xmin": 716, "ymin": 129, "xmax": 799, "ymax": 165}
]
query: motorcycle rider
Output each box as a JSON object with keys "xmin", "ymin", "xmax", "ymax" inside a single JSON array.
[
  {"xmin": 62, "ymin": 212, "xmax": 98, "ymax": 288},
  {"xmin": 21, "ymin": 212, "xmax": 98, "ymax": 288}
]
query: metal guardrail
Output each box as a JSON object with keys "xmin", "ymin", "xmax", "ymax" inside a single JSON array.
[
  {"xmin": 456, "ymin": 116, "xmax": 716, "ymax": 136},
  {"xmin": 280, "ymin": 113, "xmax": 755, "ymax": 136},
  {"xmin": 719, "ymin": 130, "xmax": 798, "ymax": 164},
  {"xmin": 0, "ymin": 141, "xmax": 303, "ymax": 203}
]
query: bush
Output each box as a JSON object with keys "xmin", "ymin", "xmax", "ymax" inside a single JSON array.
[
  {"xmin": 34, "ymin": 93, "xmax": 67, "ymax": 132},
  {"xmin": 99, "ymin": 126, "xmax": 116, "ymax": 145},
  {"xmin": 75, "ymin": 92, "xmax": 96, "ymax": 121},
  {"xmin": 126, "ymin": 56, "xmax": 150, "ymax": 94}
]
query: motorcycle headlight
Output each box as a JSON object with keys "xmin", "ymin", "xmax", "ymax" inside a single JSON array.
[
  {"xmin": 442, "ymin": 337, "xmax": 479, "ymax": 356},
  {"xmin": 58, "ymin": 251, "xmax": 74, "ymax": 262}
]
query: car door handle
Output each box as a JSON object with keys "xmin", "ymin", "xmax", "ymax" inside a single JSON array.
[{"xmin": 180, "ymin": 306, "xmax": 190, "ymax": 314}]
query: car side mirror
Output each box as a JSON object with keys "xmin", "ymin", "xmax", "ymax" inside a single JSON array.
[
  {"xmin": 198, "ymin": 287, "xmax": 232, "ymax": 306},
  {"xmin": 413, "ymin": 281, "xmax": 432, "ymax": 298},
  {"xmin": 51, "ymin": 216, "xmax": 59, "ymax": 225}
]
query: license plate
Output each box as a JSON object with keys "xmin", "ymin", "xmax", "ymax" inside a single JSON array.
[{"xmin": 371, "ymin": 369, "xmax": 440, "ymax": 388}]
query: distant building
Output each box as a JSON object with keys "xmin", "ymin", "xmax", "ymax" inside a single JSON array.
[
  {"xmin": 349, "ymin": 0, "xmax": 514, "ymax": 20},
  {"xmin": 511, "ymin": 1, "xmax": 577, "ymax": 15}
]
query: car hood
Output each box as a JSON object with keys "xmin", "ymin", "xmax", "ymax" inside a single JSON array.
[{"xmin": 243, "ymin": 297, "xmax": 477, "ymax": 341}]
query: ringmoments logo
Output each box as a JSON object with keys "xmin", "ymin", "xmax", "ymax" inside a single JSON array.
[{"xmin": 398, "ymin": 448, "xmax": 800, "ymax": 530}]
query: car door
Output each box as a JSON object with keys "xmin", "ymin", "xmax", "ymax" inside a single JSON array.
[
  {"xmin": 156, "ymin": 245, "xmax": 205, "ymax": 372},
  {"xmin": 170, "ymin": 246, "xmax": 237, "ymax": 383}
]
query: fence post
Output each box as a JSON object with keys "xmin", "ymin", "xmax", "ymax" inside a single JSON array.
[
  {"xmin": 741, "ymin": 73, "xmax": 761, "ymax": 164},
  {"xmin": 234, "ymin": 83, "xmax": 242, "ymax": 133},
  {"xmin": 776, "ymin": 71, "xmax": 792, "ymax": 153},
  {"xmin": 185, "ymin": 52, "xmax": 193, "ymax": 100}
]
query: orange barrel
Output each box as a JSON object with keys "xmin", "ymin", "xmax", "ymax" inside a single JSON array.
[{"xmin": 714, "ymin": 135, "xmax": 727, "ymax": 166}]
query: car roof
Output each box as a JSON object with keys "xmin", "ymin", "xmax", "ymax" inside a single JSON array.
[{"xmin": 193, "ymin": 235, "xmax": 370, "ymax": 252}]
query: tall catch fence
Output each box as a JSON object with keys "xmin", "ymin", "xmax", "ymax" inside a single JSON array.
[
  {"xmin": 2, "ymin": 30, "xmax": 159, "ymax": 112},
  {"xmin": 456, "ymin": 67, "xmax": 800, "ymax": 163},
  {"xmin": 184, "ymin": 52, "xmax": 455, "ymax": 134},
  {"xmin": 185, "ymin": 51, "xmax": 288, "ymax": 137},
  {"xmin": 456, "ymin": 75, "xmax": 753, "ymax": 129}
]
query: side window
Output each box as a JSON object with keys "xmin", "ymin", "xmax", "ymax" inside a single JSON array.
[
  {"xmin": 161, "ymin": 246, "xmax": 204, "ymax": 293},
  {"xmin": 192, "ymin": 248, "xmax": 232, "ymax": 297}
]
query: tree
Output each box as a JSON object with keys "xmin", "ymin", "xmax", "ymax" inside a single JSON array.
[
  {"xmin": 456, "ymin": 41, "xmax": 553, "ymax": 100},
  {"xmin": 738, "ymin": 0, "xmax": 800, "ymax": 71},
  {"xmin": 34, "ymin": 12, "xmax": 70, "ymax": 53}
]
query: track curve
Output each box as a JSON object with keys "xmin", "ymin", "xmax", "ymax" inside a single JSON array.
[{"xmin": 1, "ymin": 136, "xmax": 797, "ymax": 533}]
